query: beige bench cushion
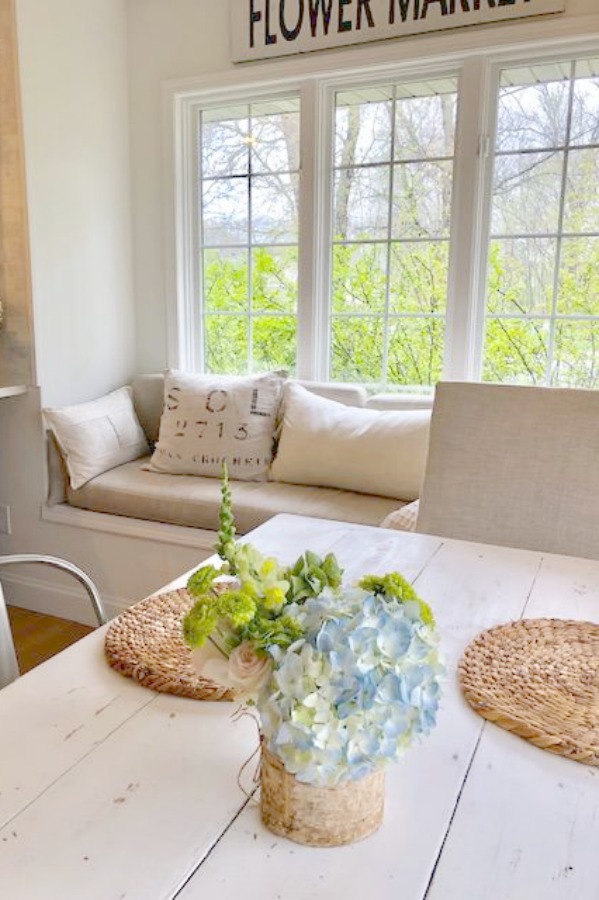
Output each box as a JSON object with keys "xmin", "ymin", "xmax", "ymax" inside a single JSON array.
[{"xmin": 67, "ymin": 458, "xmax": 402, "ymax": 534}]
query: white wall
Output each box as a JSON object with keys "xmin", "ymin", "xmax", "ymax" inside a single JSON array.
[{"xmin": 18, "ymin": 0, "xmax": 136, "ymax": 406}]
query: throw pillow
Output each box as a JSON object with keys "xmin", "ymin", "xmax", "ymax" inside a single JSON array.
[
  {"xmin": 147, "ymin": 371, "xmax": 285, "ymax": 480},
  {"xmin": 270, "ymin": 383, "xmax": 430, "ymax": 501},
  {"xmin": 380, "ymin": 500, "xmax": 420, "ymax": 532},
  {"xmin": 44, "ymin": 386, "xmax": 149, "ymax": 490}
]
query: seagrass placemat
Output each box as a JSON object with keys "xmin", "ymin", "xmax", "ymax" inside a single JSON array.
[
  {"xmin": 104, "ymin": 588, "xmax": 233, "ymax": 701},
  {"xmin": 459, "ymin": 618, "xmax": 599, "ymax": 765}
]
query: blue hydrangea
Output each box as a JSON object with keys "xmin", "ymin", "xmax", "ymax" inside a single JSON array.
[{"xmin": 258, "ymin": 587, "xmax": 443, "ymax": 787}]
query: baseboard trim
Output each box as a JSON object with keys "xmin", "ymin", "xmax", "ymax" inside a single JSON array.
[
  {"xmin": 1, "ymin": 569, "xmax": 130, "ymax": 626},
  {"xmin": 41, "ymin": 503, "xmax": 216, "ymax": 550}
]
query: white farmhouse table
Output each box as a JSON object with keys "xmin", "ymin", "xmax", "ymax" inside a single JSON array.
[{"xmin": 1, "ymin": 514, "xmax": 599, "ymax": 900}]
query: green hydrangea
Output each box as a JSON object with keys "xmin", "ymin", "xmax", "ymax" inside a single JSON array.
[
  {"xmin": 359, "ymin": 572, "xmax": 435, "ymax": 626},
  {"xmin": 287, "ymin": 551, "xmax": 343, "ymax": 603},
  {"xmin": 183, "ymin": 601, "xmax": 219, "ymax": 647}
]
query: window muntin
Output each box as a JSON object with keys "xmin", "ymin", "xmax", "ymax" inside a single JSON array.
[
  {"xmin": 199, "ymin": 97, "xmax": 300, "ymax": 375},
  {"xmin": 483, "ymin": 57, "xmax": 599, "ymax": 388},
  {"xmin": 330, "ymin": 77, "xmax": 458, "ymax": 388}
]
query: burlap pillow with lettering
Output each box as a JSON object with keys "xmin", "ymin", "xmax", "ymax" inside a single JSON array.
[{"xmin": 147, "ymin": 371, "xmax": 285, "ymax": 481}]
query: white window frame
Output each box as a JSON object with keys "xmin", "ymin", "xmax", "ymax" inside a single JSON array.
[
  {"xmin": 479, "ymin": 51, "xmax": 599, "ymax": 387},
  {"xmin": 164, "ymin": 28, "xmax": 599, "ymax": 390}
]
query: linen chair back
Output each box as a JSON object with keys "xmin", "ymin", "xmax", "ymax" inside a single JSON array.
[{"xmin": 417, "ymin": 381, "xmax": 599, "ymax": 560}]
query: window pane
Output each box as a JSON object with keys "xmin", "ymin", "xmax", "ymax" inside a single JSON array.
[
  {"xmin": 571, "ymin": 59, "xmax": 599, "ymax": 145},
  {"xmin": 484, "ymin": 57, "xmax": 599, "ymax": 388},
  {"xmin": 333, "ymin": 166, "xmax": 390, "ymax": 241},
  {"xmin": 203, "ymin": 249, "xmax": 248, "ymax": 312},
  {"xmin": 395, "ymin": 82, "xmax": 457, "ymax": 161},
  {"xmin": 557, "ymin": 237, "xmax": 599, "ymax": 315},
  {"xmin": 491, "ymin": 152, "xmax": 562, "ymax": 235},
  {"xmin": 553, "ymin": 321, "xmax": 599, "ymax": 388},
  {"xmin": 202, "ymin": 177, "xmax": 248, "ymax": 246},
  {"xmin": 335, "ymin": 88, "xmax": 393, "ymax": 166},
  {"xmin": 204, "ymin": 316, "xmax": 249, "ymax": 374},
  {"xmin": 251, "ymin": 174, "xmax": 299, "ymax": 244},
  {"xmin": 251, "ymin": 98, "xmax": 300, "ymax": 174},
  {"xmin": 393, "ymin": 161, "xmax": 454, "ymax": 238},
  {"xmin": 387, "ymin": 318, "xmax": 444, "ymax": 387},
  {"xmin": 389, "ymin": 242, "xmax": 449, "ymax": 314},
  {"xmin": 332, "ymin": 76, "xmax": 456, "ymax": 388},
  {"xmin": 483, "ymin": 318, "xmax": 549, "ymax": 385},
  {"xmin": 252, "ymin": 316, "xmax": 297, "ymax": 374},
  {"xmin": 496, "ymin": 66, "xmax": 570, "ymax": 153},
  {"xmin": 199, "ymin": 94, "xmax": 300, "ymax": 374},
  {"xmin": 330, "ymin": 318, "xmax": 384, "ymax": 383},
  {"xmin": 201, "ymin": 105, "xmax": 249, "ymax": 178},
  {"xmin": 252, "ymin": 246, "xmax": 298, "ymax": 313},
  {"xmin": 332, "ymin": 244, "xmax": 387, "ymax": 314},
  {"xmin": 563, "ymin": 149, "xmax": 599, "ymax": 233},
  {"xmin": 487, "ymin": 238, "xmax": 556, "ymax": 316}
]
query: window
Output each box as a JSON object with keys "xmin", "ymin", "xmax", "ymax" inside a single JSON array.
[
  {"xmin": 484, "ymin": 58, "xmax": 599, "ymax": 388},
  {"xmin": 331, "ymin": 78, "xmax": 457, "ymax": 387},
  {"xmin": 176, "ymin": 45, "xmax": 599, "ymax": 393},
  {"xmin": 199, "ymin": 98, "xmax": 300, "ymax": 374}
]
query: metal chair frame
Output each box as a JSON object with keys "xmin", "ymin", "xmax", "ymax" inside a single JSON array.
[{"xmin": 0, "ymin": 555, "xmax": 107, "ymax": 689}]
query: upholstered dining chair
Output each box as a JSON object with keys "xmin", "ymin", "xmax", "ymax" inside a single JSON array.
[
  {"xmin": 417, "ymin": 381, "xmax": 599, "ymax": 561},
  {"xmin": 0, "ymin": 555, "xmax": 107, "ymax": 689}
]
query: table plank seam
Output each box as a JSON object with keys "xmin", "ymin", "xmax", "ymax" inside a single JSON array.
[
  {"xmin": 520, "ymin": 556, "xmax": 545, "ymax": 620},
  {"xmin": 171, "ymin": 789, "xmax": 259, "ymax": 900},
  {"xmin": 412, "ymin": 540, "xmax": 445, "ymax": 588},
  {"xmin": 0, "ymin": 691, "xmax": 158, "ymax": 834},
  {"xmin": 422, "ymin": 724, "xmax": 487, "ymax": 900}
]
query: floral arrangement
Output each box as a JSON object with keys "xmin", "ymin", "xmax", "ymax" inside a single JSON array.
[{"xmin": 183, "ymin": 469, "xmax": 443, "ymax": 788}]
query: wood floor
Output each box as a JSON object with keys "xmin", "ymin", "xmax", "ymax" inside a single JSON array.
[{"xmin": 7, "ymin": 605, "xmax": 94, "ymax": 675}]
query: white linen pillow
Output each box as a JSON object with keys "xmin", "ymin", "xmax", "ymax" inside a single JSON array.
[
  {"xmin": 147, "ymin": 371, "xmax": 285, "ymax": 481},
  {"xmin": 44, "ymin": 386, "xmax": 149, "ymax": 490},
  {"xmin": 270, "ymin": 383, "xmax": 430, "ymax": 501}
]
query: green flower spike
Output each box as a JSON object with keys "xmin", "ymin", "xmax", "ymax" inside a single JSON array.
[{"xmin": 215, "ymin": 462, "xmax": 237, "ymax": 572}]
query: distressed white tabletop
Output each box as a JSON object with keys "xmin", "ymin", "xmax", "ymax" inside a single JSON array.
[{"xmin": 1, "ymin": 514, "xmax": 598, "ymax": 900}]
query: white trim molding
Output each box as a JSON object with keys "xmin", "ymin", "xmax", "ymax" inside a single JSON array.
[{"xmin": 41, "ymin": 503, "xmax": 216, "ymax": 551}]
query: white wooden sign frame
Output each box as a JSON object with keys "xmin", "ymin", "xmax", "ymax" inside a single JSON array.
[{"xmin": 231, "ymin": 0, "xmax": 566, "ymax": 63}]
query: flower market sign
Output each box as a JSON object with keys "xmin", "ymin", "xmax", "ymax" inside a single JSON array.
[{"xmin": 231, "ymin": 0, "xmax": 565, "ymax": 62}]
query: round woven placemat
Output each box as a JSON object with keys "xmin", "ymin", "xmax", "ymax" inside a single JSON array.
[
  {"xmin": 104, "ymin": 588, "xmax": 233, "ymax": 701},
  {"xmin": 459, "ymin": 618, "xmax": 599, "ymax": 765}
]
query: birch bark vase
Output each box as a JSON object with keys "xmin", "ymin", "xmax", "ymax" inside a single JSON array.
[{"xmin": 260, "ymin": 744, "xmax": 385, "ymax": 847}]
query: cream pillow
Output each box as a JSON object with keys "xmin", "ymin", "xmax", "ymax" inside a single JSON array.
[
  {"xmin": 147, "ymin": 371, "xmax": 285, "ymax": 481},
  {"xmin": 380, "ymin": 500, "xmax": 420, "ymax": 532},
  {"xmin": 270, "ymin": 383, "xmax": 430, "ymax": 501},
  {"xmin": 44, "ymin": 386, "xmax": 149, "ymax": 490}
]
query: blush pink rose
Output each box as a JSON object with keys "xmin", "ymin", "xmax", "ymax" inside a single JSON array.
[
  {"xmin": 193, "ymin": 640, "xmax": 271, "ymax": 702},
  {"xmin": 227, "ymin": 641, "xmax": 272, "ymax": 699}
]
